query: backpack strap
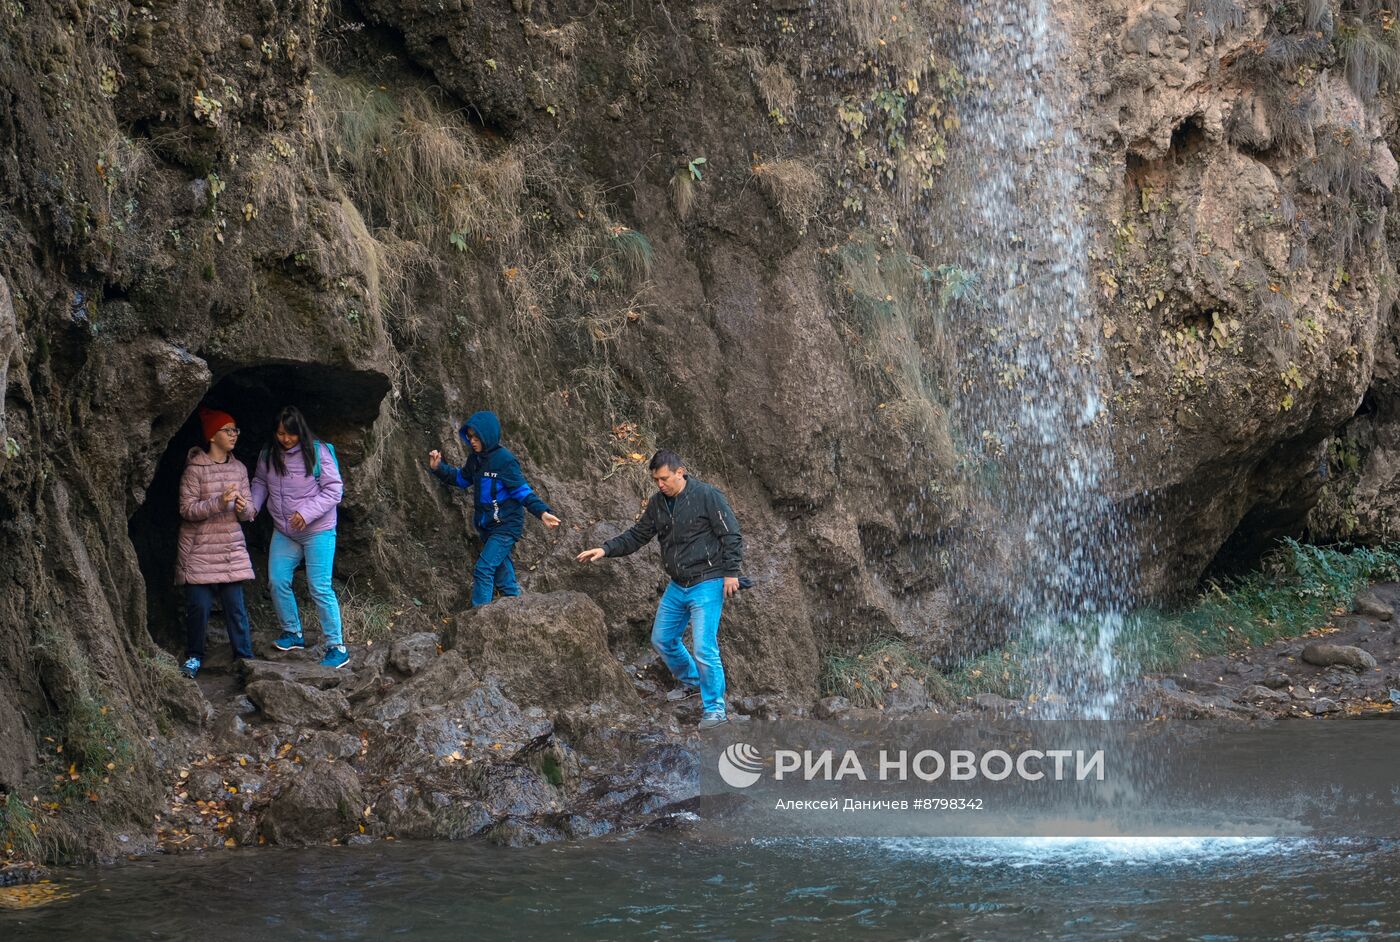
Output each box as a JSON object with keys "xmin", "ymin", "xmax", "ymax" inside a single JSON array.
[{"xmin": 311, "ymin": 441, "xmax": 339, "ymax": 480}]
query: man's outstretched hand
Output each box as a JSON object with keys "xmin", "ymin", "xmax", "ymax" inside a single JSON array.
[
  {"xmin": 541, "ymin": 512, "xmax": 562, "ymax": 529},
  {"xmin": 576, "ymin": 548, "xmax": 605, "ymax": 563}
]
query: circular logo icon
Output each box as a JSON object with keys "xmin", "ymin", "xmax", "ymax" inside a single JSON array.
[{"xmin": 718, "ymin": 742, "xmax": 764, "ymax": 789}]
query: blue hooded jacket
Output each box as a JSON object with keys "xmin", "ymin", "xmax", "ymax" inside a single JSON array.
[{"xmin": 431, "ymin": 411, "xmax": 553, "ymax": 538}]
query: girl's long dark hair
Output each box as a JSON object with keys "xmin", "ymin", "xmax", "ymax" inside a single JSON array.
[{"xmin": 269, "ymin": 406, "xmax": 318, "ymax": 477}]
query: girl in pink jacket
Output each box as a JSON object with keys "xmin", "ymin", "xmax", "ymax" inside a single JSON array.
[
  {"xmin": 177, "ymin": 407, "xmax": 256, "ymax": 678},
  {"xmin": 250, "ymin": 406, "xmax": 348, "ymax": 669}
]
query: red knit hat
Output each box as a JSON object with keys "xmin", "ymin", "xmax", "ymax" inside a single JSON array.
[{"xmin": 198, "ymin": 406, "xmax": 236, "ymax": 443}]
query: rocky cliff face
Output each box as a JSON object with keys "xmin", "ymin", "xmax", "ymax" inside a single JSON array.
[{"xmin": 0, "ymin": 0, "xmax": 1396, "ymax": 857}]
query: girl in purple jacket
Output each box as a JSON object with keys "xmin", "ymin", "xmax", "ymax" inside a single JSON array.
[{"xmin": 250, "ymin": 406, "xmax": 349, "ymax": 669}]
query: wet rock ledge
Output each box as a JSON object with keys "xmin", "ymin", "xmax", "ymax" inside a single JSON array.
[{"xmin": 157, "ymin": 592, "xmax": 721, "ymax": 851}]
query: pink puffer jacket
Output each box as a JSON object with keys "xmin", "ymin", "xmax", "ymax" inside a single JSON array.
[{"xmin": 176, "ymin": 447, "xmax": 256, "ymax": 585}]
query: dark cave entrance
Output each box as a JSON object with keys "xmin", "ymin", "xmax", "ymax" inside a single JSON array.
[{"xmin": 128, "ymin": 361, "xmax": 391, "ymax": 654}]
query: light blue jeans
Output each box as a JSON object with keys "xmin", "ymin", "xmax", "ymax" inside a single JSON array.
[
  {"xmin": 651, "ymin": 578, "xmax": 727, "ymax": 714},
  {"xmin": 269, "ymin": 529, "xmax": 343, "ymax": 646}
]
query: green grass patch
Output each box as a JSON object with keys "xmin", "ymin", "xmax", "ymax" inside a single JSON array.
[
  {"xmin": 820, "ymin": 638, "xmax": 954, "ymax": 708},
  {"xmin": 1121, "ymin": 539, "xmax": 1400, "ymax": 672},
  {"xmin": 0, "ymin": 792, "xmax": 41, "ymax": 861},
  {"xmin": 822, "ymin": 541, "xmax": 1400, "ymax": 705}
]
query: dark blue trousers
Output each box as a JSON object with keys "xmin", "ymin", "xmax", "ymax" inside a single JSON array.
[{"xmin": 184, "ymin": 582, "xmax": 254, "ymax": 660}]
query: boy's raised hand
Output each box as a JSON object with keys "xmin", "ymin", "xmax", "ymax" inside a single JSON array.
[
  {"xmin": 428, "ymin": 449, "xmax": 442, "ymax": 470},
  {"xmin": 541, "ymin": 512, "xmax": 561, "ymax": 528}
]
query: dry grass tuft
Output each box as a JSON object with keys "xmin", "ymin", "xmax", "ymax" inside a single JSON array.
[
  {"xmin": 670, "ymin": 168, "xmax": 697, "ymax": 220},
  {"xmin": 310, "ymin": 71, "xmax": 522, "ymax": 254},
  {"xmin": 624, "ymin": 39, "xmax": 656, "ymax": 87},
  {"xmin": 755, "ymin": 62, "xmax": 797, "ymax": 120},
  {"xmin": 840, "ymin": 0, "xmax": 950, "ymax": 79},
  {"xmin": 752, "ymin": 159, "xmax": 823, "ymax": 230}
]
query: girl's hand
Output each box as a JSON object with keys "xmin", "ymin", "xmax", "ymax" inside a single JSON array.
[
  {"xmin": 541, "ymin": 512, "xmax": 561, "ymax": 529},
  {"xmin": 429, "ymin": 449, "xmax": 442, "ymax": 470},
  {"xmin": 290, "ymin": 511, "xmax": 307, "ymax": 531},
  {"xmin": 234, "ymin": 494, "xmax": 249, "ymax": 514},
  {"xmin": 221, "ymin": 484, "xmax": 238, "ymax": 507}
]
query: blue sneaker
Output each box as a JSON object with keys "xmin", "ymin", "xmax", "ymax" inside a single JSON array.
[
  {"xmin": 180, "ymin": 657, "xmax": 201, "ymax": 679},
  {"xmin": 698, "ymin": 711, "xmax": 729, "ymax": 730},
  {"xmin": 273, "ymin": 631, "xmax": 305, "ymax": 651},
  {"xmin": 320, "ymin": 645, "xmax": 350, "ymax": 670}
]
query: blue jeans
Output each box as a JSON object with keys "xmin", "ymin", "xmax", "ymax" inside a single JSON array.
[
  {"xmin": 185, "ymin": 583, "xmax": 253, "ymax": 660},
  {"xmin": 651, "ymin": 578, "xmax": 727, "ymax": 714},
  {"xmin": 473, "ymin": 532, "xmax": 522, "ymax": 607},
  {"xmin": 269, "ymin": 529, "xmax": 343, "ymax": 646}
]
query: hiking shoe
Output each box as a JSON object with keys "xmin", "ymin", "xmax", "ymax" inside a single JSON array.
[
  {"xmin": 666, "ymin": 685, "xmax": 700, "ymax": 702},
  {"xmin": 698, "ymin": 711, "xmax": 729, "ymax": 730},
  {"xmin": 273, "ymin": 631, "xmax": 305, "ymax": 651},
  {"xmin": 320, "ymin": 645, "xmax": 350, "ymax": 670},
  {"xmin": 180, "ymin": 657, "xmax": 201, "ymax": 679}
]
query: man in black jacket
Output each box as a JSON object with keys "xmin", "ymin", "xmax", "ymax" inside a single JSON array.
[{"xmin": 577, "ymin": 450, "xmax": 742, "ymax": 729}]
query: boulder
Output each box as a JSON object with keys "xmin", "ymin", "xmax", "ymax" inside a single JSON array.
[
  {"xmin": 483, "ymin": 817, "xmax": 565, "ymax": 847},
  {"xmin": 886, "ymin": 678, "xmax": 933, "ymax": 714},
  {"xmin": 1300, "ymin": 643, "xmax": 1378, "ymax": 671},
  {"xmin": 468, "ymin": 763, "xmax": 562, "ymax": 818},
  {"xmin": 186, "ymin": 768, "xmax": 228, "ymax": 803},
  {"xmin": 1173, "ymin": 676, "xmax": 1228, "ymax": 696},
  {"xmin": 1353, "ymin": 590, "xmax": 1394, "ymax": 622},
  {"xmin": 365, "ymin": 650, "xmax": 478, "ymax": 723},
  {"xmin": 1236, "ymin": 684, "xmax": 1288, "ymax": 703},
  {"xmin": 814, "ymin": 696, "xmax": 852, "ymax": 720},
  {"xmin": 159, "ymin": 681, "xmax": 216, "ymax": 728},
  {"xmin": 403, "ymin": 681, "xmax": 550, "ymax": 758},
  {"xmin": 554, "ymin": 814, "xmax": 615, "ymax": 840},
  {"xmin": 390, "ymin": 632, "xmax": 441, "ymax": 675},
  {"xmin": 246, "ymin": 679, "xmax": 351, "ymax": 727},
  {"xmin": 972, "ymin": 693, "xmax": 1018, "ymax": 713},
  {"xmin": 447, "ymin": 592, "xmax": 641, "ymax": 712},
  {"xmin": 260, "ymin": 761, "xmax": 365, "ymax": 845},
  {"xmin": 296, "ymin": 731, "xmax": 363, "ymax": 761},
  {"xmin": 513, "ymin": 734, "xmax": 582, "ymax": 793},
  {"xmin": 1261, "ymin": 669, "xmax": 1292, "ymax": 690},
  {"xmin": 374, "ymin": 785, "xmax": 492, "ymax": 840},
  {"xmin": 241, "ymin": 659, "xmax": 346, "ymax": 690}
]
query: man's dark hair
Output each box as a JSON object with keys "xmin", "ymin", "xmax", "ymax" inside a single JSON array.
[{"xmin": 649, "ymin": 449, "xmax": 685, "ymax": 473}]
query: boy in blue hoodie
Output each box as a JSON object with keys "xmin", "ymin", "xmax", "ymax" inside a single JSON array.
[{"xmin": 429, "ymin": 411, "xmax": 561, "ymax": 606}]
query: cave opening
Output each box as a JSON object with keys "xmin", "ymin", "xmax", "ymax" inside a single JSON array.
[
  {"xmin": 128, "ymin": 361, "xmax": 391, "ymax": 657},
  {"xmin": 1168, "ymin": 114, "xmax": 1206, "ymax": 163}
]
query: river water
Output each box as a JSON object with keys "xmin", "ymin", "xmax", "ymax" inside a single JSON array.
[{"xmin": 6, "ymin": 835, "xmax": 1399, "ymax": 940}]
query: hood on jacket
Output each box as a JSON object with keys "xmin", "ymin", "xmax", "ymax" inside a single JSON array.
[
  {"xmin": 460, "ymin": 411, "xmax": 502, "ymax": 451},
  {"xmin": 186, "ymin": 445, "xmax": 230, "ymax": 466}
]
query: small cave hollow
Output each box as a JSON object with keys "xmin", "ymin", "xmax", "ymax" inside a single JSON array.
[
  {"xmin": 128, "ymin": 361, "xmax": 391, "ymax": 654},
  {"xmin": 1168, "ymin": 114, "xmax": 1206, "ymax": 163}
]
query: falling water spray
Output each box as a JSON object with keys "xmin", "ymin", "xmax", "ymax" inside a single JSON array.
[{"xmin": 935, "ymin": 0, "xmax": 1136, "ymax": 717}]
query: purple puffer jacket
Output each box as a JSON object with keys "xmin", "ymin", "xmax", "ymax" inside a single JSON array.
[
  {"xmin": 250, "ymin": 442, "xmax": 343, "ymax": 537},
  {"xmin": 176, "ymin": 447, "xmax": 256, "ymax": 585}
]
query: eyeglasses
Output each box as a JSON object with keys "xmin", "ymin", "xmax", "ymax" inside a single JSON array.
[{"xmin": 218, "ymin": 427, "xmax": 241, "ymax": 436}]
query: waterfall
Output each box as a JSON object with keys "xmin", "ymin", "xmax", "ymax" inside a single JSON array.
[{"xmin": 938, "ymin": 0, "xmax": 1136, "ymax": 717}]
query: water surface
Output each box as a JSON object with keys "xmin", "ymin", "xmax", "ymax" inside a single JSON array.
[{"xmin": 6, "ymin": 836, "xmax": 1398, "ymax": 940}]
